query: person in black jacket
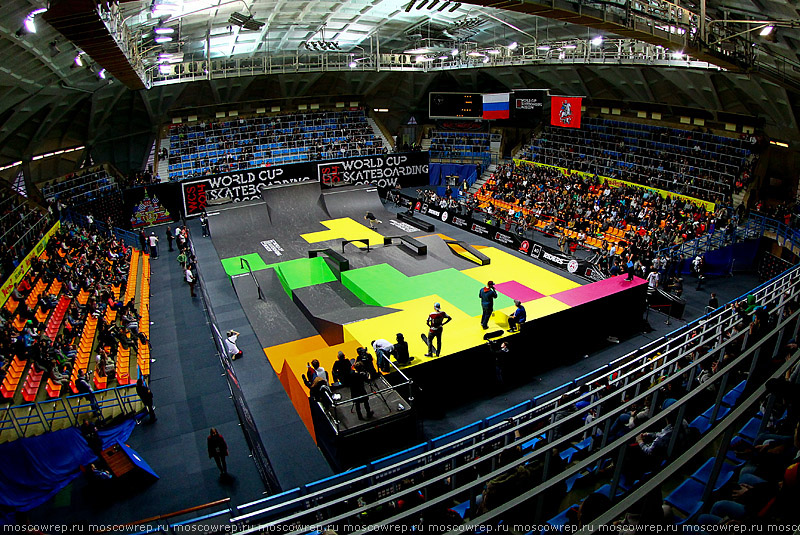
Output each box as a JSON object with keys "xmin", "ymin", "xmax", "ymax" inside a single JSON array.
[
  {"xmin": 332, "ymin": 351, "xmax": 352, "ymax": 385},
  {"xmin": 207, "ymin": 428, "xmax": 228, "ymax": 474},
  {"xmin": 136, "ymin": 377, "xmax": 156, "ymax": 423},
  {"xmin": 350, "ymin": 362, "xmax": 374, "ymax": 421}
]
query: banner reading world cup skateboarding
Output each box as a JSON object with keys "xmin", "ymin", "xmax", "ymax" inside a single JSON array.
[{"xmin": 182, "ymin": 152, "xmax": 429, "ymax": 215}]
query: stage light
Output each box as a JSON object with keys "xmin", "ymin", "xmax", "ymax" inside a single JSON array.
[
  {"xmin": 155, "ymin": 36, "xmax": 173, "ymax": 43},
  {"xmin": 487, "ymin": 49, "xmax": 501, "ymax": 55},
  {"xmin": 467, "ymin": 51, "xmax": 483, "ymax": 57},
  {"xmin": 155, "ymin": 27, "xmax": 175, "ymax": 35},
  {"xmin": 74, "ymin": 54, "xmax": 84, "ymax": 67},
  {"xmin": 438, "ymin": 55, "xmax": 449, "ymax": 60},
  {"xmin": 98, "ymin": 68, "xmax": 106, "ymax": 80},
  {"xmin": 760, "ymin": 25, "xmax": 774, "ymax": 36},
  {"xmin": 349, "ymin": 61, "xmax": 357, "ymax": 68},
  {"xmin": 159, "ymin": 64, "xmax": 171, "ymax": 75},
  {"xmin": 451, "ymin": 48, "xmax": 459, "ymax": 56},
  {"xmin": 671, "ymin": 50, "xmax": 684, "ymax": 59},
  {"xmin": 482, "ymin": 56, "xmax": 489, "ymax": 63},
  {"xmin": 591, "ymin": 36, "xmax": 603, "ymax": 46},
  {"xmin": 23, "ymin": 8, "xmax": 47, "ymax": 33},
  {"xmin": 507, "ymin": 41, "xmax": 518, "ymax": 50},
  {"xmin": 537, "ymin": 45, "xmax": 550, "ymax": 50},
  {"xmin": 564, "ymin": 44, "xmax": 577, "ymax": 49}
]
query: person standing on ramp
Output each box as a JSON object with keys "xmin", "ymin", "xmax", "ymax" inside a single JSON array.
[{"xmin": 423, "ymin": 302, "xmax": 451, "ymax": 357}]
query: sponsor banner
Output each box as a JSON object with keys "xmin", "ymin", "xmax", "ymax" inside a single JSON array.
[
  {"xmin": 0, "ymin": 221, "xmax": 61, "ymax": 308},
  {"xmin": 550, "ymin": 96, "xmax": 582, "ymax": 128},
  {"xmin": 182, "ymin": 152, "xmax": 429, "ymax": 215},
  {"xmin": 512, "ymin": 159, "xmax": 715, "ymax": 212}
]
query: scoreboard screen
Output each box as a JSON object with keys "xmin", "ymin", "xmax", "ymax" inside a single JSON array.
[{"xmin": 429, "ymin": 92, "xmax": 482, "ymax": 120}]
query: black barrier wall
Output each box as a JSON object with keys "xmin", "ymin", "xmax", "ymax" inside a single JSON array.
[{"xmin": 182, "ymin": 152, "xmax": 430, "ymax": 216}]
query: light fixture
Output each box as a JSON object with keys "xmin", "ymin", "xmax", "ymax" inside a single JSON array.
[
  {"xmin": 98, "ymin": 69, "xmax": 106, "ymax": 80},
  {"xmin": 24, "ymin": 8, "xmax": 47, "ymax": 33},
  {"xmin": 159, "ymin": 64, "xmax": 171, "ymax": 75},
  {"xmin": 416, "ymin": 0, "xmax": 428, "ymax": 8},
  {"xmin": 438, "ymin": 1, "xmax": 450, "ymax": 11},
  {"xmin": 563, "ymin": 44, "xmax": 577, "ymax": 49},
  {"xmin": 482, "ymin": 56, "xmax": 489, "ymax": 63},
  {"xmin": 438, "ymin": 55, "xmax": 449, "ymax": 60},
  {"xmin": 487, "ymin": 49, "xmax": 501, "ymax": 55},
  {"xmin": 760, "ymin": 25, "xmax": 774, "ymax": 36},
  {"xmin": 155, "ymin": 27, "xmax": 175, "ymax": 35},
  {"xmin": 155, "ymin": 36, "xmax": 173, "ymax": 43},
  {"xmin": 769, "ymin": 140, "xmax": 788, "ymax": 148},
  {"xmin": 591, "ymin": 36, "xmax": 603, "ymax": 46},
  {"xmin": 507, "ymin": 41, "xmax": 518, "ymax": 51},
  {"xmin": 74, "ymin": 54, "xmax": 84, "ymax": 67},
  {"xmin": 450, "ymin": 48, "xmax": 459, "ymax": 56},
  {"xmin": 373, "ymin": 108, "xmax": 389, "ymax": 112},
  {"xmin": 537, "ymin": 45, "xmax": 551, "ymax": 50},
  {"xmin": 467, "ymin": 51, "xmax": 484, "ymax": 57},
  {"xmin": 448, "ymin": 2, "xmax": 461, "ymax": 12},
  {"xmin": 405, "ymin": 0, "xmax": 415, "ymax": 11},
  {"xmin": 405, "ymin": 47, "xmax": 432, "ymax": 54},
  {"xmin": 671, "ymin": 50, "xmax": 684, "ymax": 59},
  {"xmin": 427, "ymin": 0, "xmax": 439, "ymax": 8},
  {"xmin": 229, "ymin": 12, "xmax": 264, "ymax": 31},
  {"xmin": 348, "ymin": 61, "xmax": 357, "ymax": 68}
]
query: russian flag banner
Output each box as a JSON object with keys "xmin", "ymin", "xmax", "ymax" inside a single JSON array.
[{"xmin": 482, "ymin": 93, "xmax": 510, "ymax": 120}]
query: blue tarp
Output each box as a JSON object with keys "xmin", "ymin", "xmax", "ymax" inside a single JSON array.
[
  {"xmin": 0, "ymin": 418, "xmax": 136, "ymax": 512},
  {"xmin": 428, "ymin": 163, "xmax": 478, "ymax": 188}
]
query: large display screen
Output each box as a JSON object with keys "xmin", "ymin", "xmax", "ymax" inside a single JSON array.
[{"xmin": 429, "ymin": 92, "xmax": 483, "ymax": 119}]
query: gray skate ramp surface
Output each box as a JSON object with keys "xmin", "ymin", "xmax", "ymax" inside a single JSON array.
[
  {"xmin": 263, "ymin": 181, "xmax": 330, "ymax": 226},
  {"xmin": 322, "ymin": 184, "xmax": 393, "ymax": 220}
]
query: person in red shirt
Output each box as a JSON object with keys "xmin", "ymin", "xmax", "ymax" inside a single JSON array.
[{"xmin": 425, "ymin": 302, "xmax": 452, "ymax": 358}]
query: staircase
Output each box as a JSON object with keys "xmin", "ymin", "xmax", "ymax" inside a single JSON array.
[
  {"xmin": 469, "ymin": 163, "xmax": 497, "ymax": 195},
  {"xmin": 367, "ymin": 117, "xmax": 393, "ymax": 151},
  {"xmin": 156, "ymin": 137, "xmax": 170, "ymax": 182}
]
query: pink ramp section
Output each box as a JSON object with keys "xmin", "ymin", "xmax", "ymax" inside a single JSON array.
[
  {"xmin": 494, "ymin": 281, "xmax": 545, "ymax": 302},
  {"xmin": 551, "ymin": 275, "xmax": 647, "ymax": 307}
]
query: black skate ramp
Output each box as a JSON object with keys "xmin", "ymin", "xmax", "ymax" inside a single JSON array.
[
  {"xmin": 207, "ymin": 200, "xmax": 271, "ymax": 259},
  {"xmin": 322, "ymin": 184, "xmax": 393, "ymax": 220},
  {"xmin": 291, "ymin": 281, "xmax": 398, "ymax": 345},
  {"xmin": 231, "ymin": 269, "xmax": 318, "ymax": 347},
  {"xmin": 263, "ymin": 181, "xmax": 330, "ymax": 226}
]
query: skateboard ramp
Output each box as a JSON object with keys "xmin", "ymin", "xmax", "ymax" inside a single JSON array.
[
  {"xmin": 322, "ymin": 184, "xmax": 392, "ymax": 220},
  {"xmin": 262, "ymin": 181, "xmax": 330, "ymax": 226}
]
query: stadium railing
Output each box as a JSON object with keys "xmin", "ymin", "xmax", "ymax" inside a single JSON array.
[{"xmin": 0, "ymin": 384, "xmax": 143, "ymax": 442}]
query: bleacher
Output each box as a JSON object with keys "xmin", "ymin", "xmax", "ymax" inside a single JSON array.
[
  {"xmin": 429, "ymin": 131, "xmax": 491, "ymax": 163},
  {"xmin": 198, "ymin": 260, "xmax": 800, "ymax": 532},
  {"xmin": 522, "ymin": 117, "xmax": 753, "ymax": 202},
  {"xmin": 40, "ymin": 165, "xmax": 119, "ymax": 206},
  {"xmin": 0, "ymin": 220, "xmax": 152, "ymax": 441},
  {"xmin": 0, "ymin": 189, "xmax": 52, "ymax": 281},
  {"xmin": 166, "ymin": 109, "xmax": 385, "ymax": 181}
]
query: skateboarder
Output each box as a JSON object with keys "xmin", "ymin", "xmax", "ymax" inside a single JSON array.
[
  {"xmin": 364, "ymin": 211, "xmax": 382, "ymax": 229},
  {"xmin": 423, "ymin": 302, "xmax": 452, "ymax": 358}
]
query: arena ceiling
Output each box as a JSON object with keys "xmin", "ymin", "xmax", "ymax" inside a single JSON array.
[{"xmin": 1, "ymin": 0, "xmax": 799, "ymax": 180}]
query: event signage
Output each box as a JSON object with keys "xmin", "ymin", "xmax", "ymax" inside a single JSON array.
[
  {"xmin": 512, "ymin": 89, "xmax": 547, "ymax": 122},
  {"xmin": 182, "ymin": 152, "xmax": 429, "ymax": 215},
  {"xmin": 0, "ymin": 221, "xmax": 61, "ymax": 308}
]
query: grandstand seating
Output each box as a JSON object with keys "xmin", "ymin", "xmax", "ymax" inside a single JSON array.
[
  {"xmin": 40, "ymin": 165, "xmax": 119, "ymax": 206},
  {"xmin": 522, "ymin": 117, "xmax": 753, "ymax": 202},
  {"xmin": 429, "ymin": 131, "xmax": 491, "ymax": 163},
  {"xmin": 0, "ymin": 189, "xmax": 52, "ymax": 281},
  {"xmin": 219, "ymin": 262, "xmax": 799, "ymax": 531},
  {"xmin": 166, "ymin": 109, "xmax": 385, "ymax": 180}
]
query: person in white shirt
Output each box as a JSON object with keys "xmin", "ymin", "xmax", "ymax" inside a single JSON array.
[
  {"xmin": 225, "ymin": 330, "xmax": 242, "ymax": 360},
  {"xmin": 371, "ymin": 339, "xmax": 394, "ymax": 373},
  {"xmin": 185, "ymin": 267, "xmax": 196, "ymax": 297},
  {"xmin": 148, "ymin": 232, "xmax": 159, "ymax": 259},
  {"xmin": 646, "ymin": 269, "xmax": 660, "ymax": 290}
]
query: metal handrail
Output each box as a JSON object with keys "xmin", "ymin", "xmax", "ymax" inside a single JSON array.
[{"xmin": 239, "ymin": 257, "xmax": 264, "ymax": 300}]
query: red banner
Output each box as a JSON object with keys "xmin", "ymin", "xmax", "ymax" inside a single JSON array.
[{"xmin": 550, "ymin": 96, "xmax": 582, "ymax": 128}]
